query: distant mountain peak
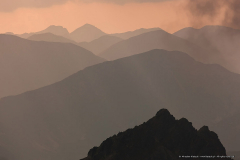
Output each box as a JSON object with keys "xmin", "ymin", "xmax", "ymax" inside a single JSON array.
[
  {"xmin": 34, "ymin": 25, "xmax": 71, "ymax": 39},
  {"xmin": 42, "ymin": 25, "xmax": 69, "ymax": 33},
  {"xmin": 17, "ymin": 25, "xmax": 71, "ymax": 39},
  {"xmin": 70, "ymin": 24, "xmax": 106, "ymax": 42},
  {"xmin": 82, "ymin": 23, "xmax": 97, "ymax": 28},
  {"xmin": 47, "ymin": 25, "xmax": 64, "ymax": 28},
  {"xmin": 74, "ymin": 24, "xmax": 103, "ymax": 31}
]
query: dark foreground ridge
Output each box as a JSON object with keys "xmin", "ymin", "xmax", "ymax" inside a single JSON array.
[{"xmin": 81, "ymin": 109, "xmax": 230, "ymax": 160}]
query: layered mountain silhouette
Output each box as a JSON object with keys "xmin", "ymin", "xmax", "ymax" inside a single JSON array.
[
  {"xmin": 111, "ymin": 27, "xmax": 161, "ymax": 39},
  {"xmin": 17, "ymin": 25, "xmax": 162, "ymax": 44},
  {"xmin": 79, "ymin": 35, "xmax": 123, "ymax": 55},
  {"xmin": 81, "ymin": 109, "xmax": 229, "ymax": 160},
  {"xmin": 0, "ymin": 49, "xmax": 239, "ymax": 160},
  {"xmin": 4, "ymin": 32, "xmax": 14, "ymax": 35},
  {"xmin": 70, "ymin": 24, "xmax": 106, "ymax": 42},
  {"xmin": 17, "ymin": 32, "xmax": 34, "ymax": 39},
  {"xmin": 28, "ymin": 33, "xmax": 77, "ymax": 44},
  {"xmin": 99, "ymin": 30, "xmax": 223, "ymax": 65},
  {"xmin": 18, "ymin": 25, "xmax": 71, "ymax": 39},
  {"xmin": 0, "ymin": 34, "xmax": 104, "ymax": 99},
  {"xmin": 36, "ymin": 25, "xmax": 71, "ymax": 39},
  {"xmin": 174, "ymin": 25, "xmax": 240, "ymax": 74}
]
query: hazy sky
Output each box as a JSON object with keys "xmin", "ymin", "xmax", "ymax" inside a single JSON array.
[{"xmin": 0, "ymin": 0, "xmax": 237, "ymax": 34}]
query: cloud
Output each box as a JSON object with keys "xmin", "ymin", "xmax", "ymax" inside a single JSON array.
[
  {"xmin": 0, "ymin": 0, "xmax": 172, "ymax": 12},
  {"xmin": 0, "ymin": 0, "xmax": 69, "ymax": 12},
  {"xmin": 185, "ymin": 0, "xmax": 240, "ymax": 29}
]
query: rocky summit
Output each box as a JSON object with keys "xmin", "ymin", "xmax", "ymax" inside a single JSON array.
[{"xmin": 81, "ymin": 109, "xmax": 230, "ymax": 160}]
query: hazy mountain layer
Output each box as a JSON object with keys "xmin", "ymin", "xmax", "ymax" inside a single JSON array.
[
  {"xmin": 81, "ymin": 109, "xmax": 229, "ymax": 160},
  {"xmin": 100, "ymin": 30, "xmax": 224, "ymax": 65},
  {"xmin": 79, "ymin": 35, "xmax": 123, "ymax": 55},
  {"xmin": 70, "ymin": 24, "xmax": 106, "ymax": 42},
  {"xmin": 36, "ymin": 25, "xmax": 71, "ymax": 39},
  {"xmin": 28, "ymin": 33, "xmax": 77, "ymax": 44},
  {"xmin": 174, "ymin": 25, "xmax": 240, "ymax": 74},
  {"xmin": 0, "ymin": 34, "xmax": 105, "ymax": 99},
  {"xmin": 111, "ymin": 28, "xmax": 161, "ymax": 39},
  {"xmin": 0, "ymin": 50, "xmax": 239, "ymax": 160},
  {"xmin": 18, "ymin": 25, "xmax": 71, "ymax": 39}
]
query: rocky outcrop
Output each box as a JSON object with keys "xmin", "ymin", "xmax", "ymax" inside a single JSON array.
[{"xmin": 81, "ymin": 109, "xmax": 230, "ymax": 160}]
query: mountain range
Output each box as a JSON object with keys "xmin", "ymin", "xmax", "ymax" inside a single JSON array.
[
  {"xmin": 28, "ymin": 33, "xmax": 123, "ymax": 55},
  {"xmin": 99, "ymin": 30, "xmax": 223, "ymax": 65},
  {"xmin": 174, "ymin": 25, "xmax": 240, "ymax": 74},
  {"xmin": 0, "ymin": 34, "xmax": 104, "ymax": 99},
  {"xmin": 78, "ymin": 35, "xmax": 123, "ymax": 55},
  {"xmin": 28, "ymin": 33, "xmax": 77, "ymax": 44},
  {"xmin": 16, "ymin": 24, "xmax": 163, "ymax": 44},
  {"xmin": 111, "ymin": 28, "xmax": 161, "ymax": 39},
  {"xmin": 0, "ymin": 49, "xmax": 239, "ymax": 160},
  {"xmin": 18, "ymin": 25, "xmax": 71, "ymax": 39},
  {"xmin": 81, "ymin": 109, "xmax": 229, "ymax": 160},
  {"xmin": 36, "ymin": 25, "xmax": 71, "ymax": 39}
]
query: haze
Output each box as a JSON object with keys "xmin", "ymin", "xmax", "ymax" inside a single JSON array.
[
  {"xmin": 0, "ymin": 0, "xmax": 233, "ymax": 34},
  {"xmin": 1, "ymin": 0, "xmax": 240, "ymax": 160}
]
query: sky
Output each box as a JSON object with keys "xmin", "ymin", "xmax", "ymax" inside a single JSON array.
[{"xmin": 0, "ymin": 0, "xmax": 238, "ymax": 34}]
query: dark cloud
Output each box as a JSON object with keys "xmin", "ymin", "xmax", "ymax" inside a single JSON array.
[
  {"xmin": 223, "ymin": 0, "xmax": 240, "ymax": 29},
  {"xmin": 186, "ymin": 0, "xmax": 240, "ymax": 29},
  {"xmin": 0, "ymin": 0, "xmax": 172, "ymax": 12}
]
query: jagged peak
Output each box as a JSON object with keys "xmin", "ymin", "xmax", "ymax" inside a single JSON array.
[
  {"xmin": 81, "ymin": 108, "xmax": 228, "ymax": 160},
  {"xmin": 198, "ymin": 125, "xmax": 210, "ymax": 133},
  {"xmin": 155, "ymin": 108, "xmax": 171, "ymax": 117}
]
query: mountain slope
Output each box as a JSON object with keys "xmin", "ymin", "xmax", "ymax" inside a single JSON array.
[
  {"xmin": 111, "ymin": 27, "xmax": 161, "ymax": 39},
  {"xmin": 81, "ymin": 109, "xmax": 229, "ymax": 160},
  {"xmin": 18, "ymin": 25, "xmax": 71, "ymax": 39},
  {"xmin": 99, "ymin": 30, "xmax": 223, "ymax": 65},
  {"xmin": 17, "ymin": 32, "xmax": 34, "ymax": 39},
  {"xmin": 36, "ymin": 25, "xmax": 71, "ymax": 39},
  {"xmin": 0, "ymin": 49, "xmax": 239, "ymax": 160},
  {"xmin": 70, "ymin": 24, "xmax": 106, "ymax": 42},
  {"xmin": 0, "ymin": 34, "xmax": 105, "ymax": 99},
  {"xmin": 28, "ymin": 33, "xmax": 77, "ymax": 44},
  {"xmin": 174, "ymin": 25, "xmax": 240, "ymax": 74},
  {"xmin": 79, "ymin": 35, "xmax": 123, "ymax": 55}
]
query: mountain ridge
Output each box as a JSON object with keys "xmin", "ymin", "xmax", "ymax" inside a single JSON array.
[
  {"xmin": 173, "ymin": 25, "xmax": 240, "ymax": 74},
  {"xmin": 111, "ymin": 27, "xmax": 161, "ymax": 39},
  {"xmin": 0, "ymin": 34, "xmax": 105, "ymax": 99},
  {"xmin": 0, "ymin": 49, "xmax": 239, "ymax": 160},
  {"xmin": 28, "ymin": 33, "xmax": 77, "ymax": 44},
  {"xmin": 79, "ymin": 35, "xmax": 123, "ymax": 55},
  {"xmin": 70, "ymin": 24, "xmax": 106, "ymax": 42},
  {"xmin": 99, "ymin": 30, "xmax": 224, "ymax": 66},
  {"xmin": 81, "ymin": 109, "xmax": 229, "ymax": 160},
  {"xmin": 18, "ymin": 25, "xmax": 71, "ymax": 39}
]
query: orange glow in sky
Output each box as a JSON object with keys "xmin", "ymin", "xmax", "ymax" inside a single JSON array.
[{"xmin": 0, "ymin": 0, "xmax": 226, "ymax": 34}]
